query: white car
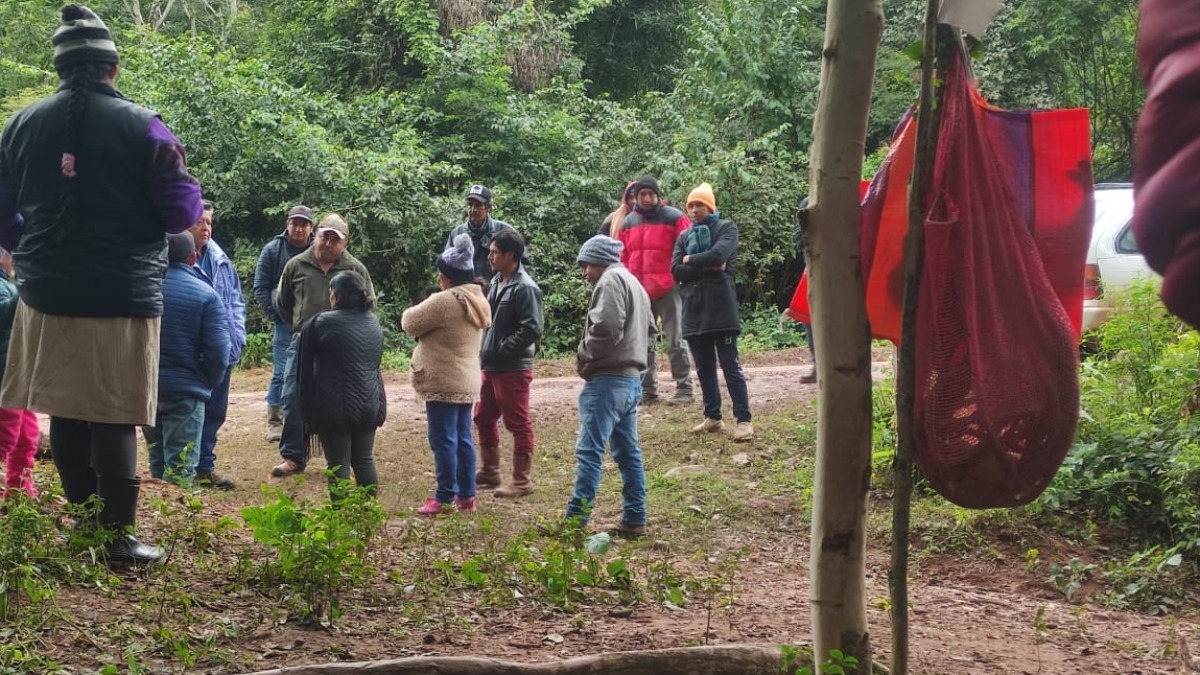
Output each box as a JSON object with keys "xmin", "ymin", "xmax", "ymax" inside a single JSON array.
[{"xmin": 1081, "ymin": 183, "xmax": 1156, "ymax": 332}]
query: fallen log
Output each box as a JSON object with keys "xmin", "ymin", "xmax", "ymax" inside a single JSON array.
[{"xmin": 240, "ymin": 644, "xmax": 793, "ymax": 675}]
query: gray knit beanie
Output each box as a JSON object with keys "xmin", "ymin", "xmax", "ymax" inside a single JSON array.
[
  {"xmin": 437, "ymin": 233, "xmax": 476, "ymax": 283},
  {"xmin": 53, "ymin": 5, "xmax": 119, "ymax": 70},
  {"xmin": 577, "ymin": 235, "xmax": 623, "ymax": 266}
]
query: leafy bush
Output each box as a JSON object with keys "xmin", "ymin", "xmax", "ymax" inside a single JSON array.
[
  {"xmin": 241, "ymin": 481, "xmax": 386, "ymax": 624},
  {"xmin": 1036, "ymin": 282, "xmax": 1200, "ymax": 554},
  {"xmin": 739, "ymin": 305, "xmax": 804, "ymax": 353}
]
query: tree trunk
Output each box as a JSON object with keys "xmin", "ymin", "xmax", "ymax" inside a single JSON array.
[
  {"xmin": 805, "ymin": 0, "xmax": 883, "ymax": 671},
  {"xmin": 238, "ymin": 644, "xmax": 794, "ymax": 675}
]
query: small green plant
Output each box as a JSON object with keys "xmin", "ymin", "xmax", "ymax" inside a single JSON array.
[
  {"xmin": 240, "ymin": 478, "xmax": 385, "ymax": 624},
  {"xmin": 518, "ymin": 518, "xmax": 636, "ymax": 609},
  {"xmin": 780, "ymin": 644, "xmax": 859, "ymax": 675},
  {"xmin": 1032, "ymin": 605, "xmax": 1048, "ymax": 670},
  {"xmin": 1048, "ymin": 558, "xmax": 1096, "ymax": 602}
]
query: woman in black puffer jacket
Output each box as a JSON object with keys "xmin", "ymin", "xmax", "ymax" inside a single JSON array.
[{"xmin": 293, "ymin": 270, "xmax": 385, "ymax": 497}]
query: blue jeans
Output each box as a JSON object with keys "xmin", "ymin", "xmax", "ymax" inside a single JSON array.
[
  {"xmin": 198, "ymin": 365, "xmax": 232, "ymax": 474},
  {"xmin": 268, "ymin": 322, "xmax": 292, "ymax": 406},
  {"xmin": 278, "ymin": 335, "xmax": 306, "ymax": 465},
  {"xmin": 426, "ymin": 402, "xmax": 476, "ymax": 503},
  {"xmin": 566, "ymin": 375, "xmax": 646, "ymax": 527},
  {"xmin": 687, "ymin": 333, "xmax": 752, "ymax": 424},
  {"xmin": 144, "ymin": 396, "xmax": 206, "ymax": 486}
]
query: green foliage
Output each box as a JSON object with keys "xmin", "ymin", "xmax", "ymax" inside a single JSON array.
[
  {"xmin": 240, "ymin": 480, "xmax": 386, "ymax": 624},
  {"xmin": 1036, "ymin": 282, "xmax": 1200, "ymax": 553},
  {"xmin": 571, "ymin": 0, "xmax": 691, "ymax": 100},
  {"xmin": 738, "ymin": 305, "xmax": 804, "ymax": 353},
  {"xmin": 780, "ymin": 644, "xmax": 859, "ymax": 675}
]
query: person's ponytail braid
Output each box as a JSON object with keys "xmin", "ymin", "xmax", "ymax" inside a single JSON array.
[{"xmin": 56, "ymin": 62, "xmax": 110, "ymax": 230}]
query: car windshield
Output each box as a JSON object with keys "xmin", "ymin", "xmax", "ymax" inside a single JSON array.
[{"xmin": 1093, "ymin": 190, "xmax": 1133, "ymax": 233}]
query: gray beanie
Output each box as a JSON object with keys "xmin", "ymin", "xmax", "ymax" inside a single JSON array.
[
  {"xmin": 437, "ymin": 233, "xmax": 476, "ymax": 283},
  {"xmin": 54, "ymin": 5, "xmax": 119, "ymax": 70},
  {"xmin": 167, "ymin": 232, "xmax": 195, "ymax": 263},
  {"xmin": 577, "ymin": 235, "xmax": 624, "ymax": 266}
]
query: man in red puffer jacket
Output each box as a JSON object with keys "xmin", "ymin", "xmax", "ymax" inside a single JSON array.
[
  {"xmin": 615, "ymin": 174, "xmax": 694, "ymax": 404},
  {"xmin": 1134, "ymin": 0, "xmax": 1200, "ymax": 330}
]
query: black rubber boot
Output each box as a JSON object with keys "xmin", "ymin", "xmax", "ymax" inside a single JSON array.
[{"xmin": 97, "ymin": 477, "xmax": 164, "ymax": 567}]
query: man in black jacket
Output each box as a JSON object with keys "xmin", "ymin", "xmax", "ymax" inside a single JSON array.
[
  {"xmin": 252, "ymin": 205, "xmax": 313, "ymax": 441},
  {"xmin": 672, "ymin": 183, "xmax": 754, "ymax": 442},
  {"xmin": 474, "ymin": 229, "xmax": 544, "ymax": 497}
]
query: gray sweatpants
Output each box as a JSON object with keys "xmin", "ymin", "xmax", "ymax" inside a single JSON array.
[{"xmin": 643, "ymin": 287, "xmax": 693, "ymax": 397}]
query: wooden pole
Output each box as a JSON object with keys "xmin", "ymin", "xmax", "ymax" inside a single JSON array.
[
  {"xmin": 890, "ymin": 7, "xmax": 953, "ymax": 674},
  {"xmin": 806, "ymin": 0, "xmax": 883, "ymax": 671}
]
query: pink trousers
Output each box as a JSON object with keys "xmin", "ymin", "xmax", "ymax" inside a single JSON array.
[{"xmin": 0, "ymin": 407, "xmax": 38, "ymax": 498}]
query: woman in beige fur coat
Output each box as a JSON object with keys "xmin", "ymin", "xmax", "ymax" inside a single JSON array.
[{"xmin": 402, "ymin": 234, "xmax": 492, "ymax": 515}]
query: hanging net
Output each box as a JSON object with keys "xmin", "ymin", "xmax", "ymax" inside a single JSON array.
[{"xmin": 789, "ymin": 51, "xmax": 1093, "ymax": 508}]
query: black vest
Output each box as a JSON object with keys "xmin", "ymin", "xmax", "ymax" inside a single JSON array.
[{"xmin": 1, "ymin": 83, "xmax": 168, "ymax": 317}]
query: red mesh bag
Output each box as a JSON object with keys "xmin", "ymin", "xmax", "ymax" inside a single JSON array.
[
  {"xmin": 915, "ymin": 52, "xmax": 1093, "ymax": 507},
  {"xmin": 787, "ymin": 52, "xmax": 1092, "ymax": 507}
]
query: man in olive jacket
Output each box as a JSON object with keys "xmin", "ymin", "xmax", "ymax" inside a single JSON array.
[
  {"xmin": 474, "ymin": 229, "xmax": 544, "ymax": 498},
  {"xmin": 271, "ymin": 213, "xmax": 374, "ymax": 478}
]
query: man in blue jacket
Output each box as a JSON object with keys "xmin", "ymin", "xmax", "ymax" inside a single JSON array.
[
  {"xmin": 144, "ymin": 233, "xmax": 230, "ymax": 488},
  {"xmin": 253, "ymin": 205, "xmax": 313, "ymax": 442},
  {"xmin": 190, "ymin": 200, "xmax": 245, "ymax": 489}
]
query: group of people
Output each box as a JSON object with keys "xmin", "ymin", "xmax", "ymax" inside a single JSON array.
[{"xmin": 0, "ymin": 3, "xmax": 762, "ymax": 566}]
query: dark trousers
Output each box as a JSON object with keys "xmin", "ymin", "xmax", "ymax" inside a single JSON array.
[
  {"xmin": 687, "ymin": 332, "xmax": 752, "ymax": 424},
  {"xmin": 278, "ymin": 336, "xmax": 306, "ymax": 465},
  {"xmin": 198, "ymin": 365, "xmax": 232, "ymax": 474},
  {"xmin": 320, "ymin": 429, "xmax": 378, "ymax": 495},
  {"xmin": 50, "ymin": 418, "xmax": 142, "ymax": 530}
]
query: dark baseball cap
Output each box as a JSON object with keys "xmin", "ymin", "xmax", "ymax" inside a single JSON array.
[
  {"xmin": 466, "ymin": 184, "xmax": 492, "ymax": 204},
  {"xmin": 287, "ymin": 205, "xmax": 315, "ymax": 223}
]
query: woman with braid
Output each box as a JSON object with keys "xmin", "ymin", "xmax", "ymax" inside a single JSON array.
[{"xmin": 0, "ymin": 5, "xmax": 203, "ymax": 566}]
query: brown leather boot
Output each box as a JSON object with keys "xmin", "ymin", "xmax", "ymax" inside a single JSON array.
[
  {"xmin": 495, "ymin": 453, "xmax": 534, "ymax": 498},
  {"xmin": 476, "ymin": 445, "xmax": 502, "ymax": 489}
]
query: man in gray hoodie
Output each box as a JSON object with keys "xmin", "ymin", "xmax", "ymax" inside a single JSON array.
[{"xmin": 562, "ymin": 235, "xmax": 656, "ymax": 537}]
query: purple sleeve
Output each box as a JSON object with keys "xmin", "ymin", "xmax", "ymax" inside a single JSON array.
[
  {"xmin": 0, "ymin": 147, "xmax": 24, "ymax": 251},
  {"xmin": 146, "ymin": 117, "xmax": 203, "ymax": 234}
]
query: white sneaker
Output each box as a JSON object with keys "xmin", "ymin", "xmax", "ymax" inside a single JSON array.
[
  {"xmin": 691, "ymin": 418, "xmax": 724, "ymax": 434},
  {"xmin": 731, "ymin": 422, "xmax": 755, "ymax": 442}
]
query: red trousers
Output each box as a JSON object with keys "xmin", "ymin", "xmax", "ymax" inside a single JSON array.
[
  {"xmin": 473, "ymin": 370, "xmax": 535, "ymax": 455},
  {"xmin": 0, "ymin": 408, "xmax": 38, "ymax": 498}
]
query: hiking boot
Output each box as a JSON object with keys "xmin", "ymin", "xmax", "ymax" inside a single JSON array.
[
  {"xmin": 495, "ymin": 453, "xmax": 534, "ymax": 498},
  {"xmin": 668, "ymin": 389, "xmax": 694, "ymax": 405},
  {"xmin": 270, "ymin": 459, "xmax": 304, "ymax": 478},
  {"xmin": 608, "ymin": 521, "xmax": 648, "ymax": 539},
  {"xmin": 196, "ymin": 471, "xmax": 236, "ymax": 491},
  {"xmin": 417, "ymin": 497, "xmax": 451, "ymax": 517},
  {"xmin": 453, "ymin": 496, "xmax": 477, "ymax": 513},
  {"xmin": 800, "ymin": 367, "xmax": 817, "ymax": 384},
  {"xmin": 641, "ymin": 392, "xmax": 660, "ymax": 406},
  {"xmin": 266, "ymin": 405, "xmax": 284, "ymax": 443},
  {"xmin": 731, "ymin": 421, "xmax": 755, "ymax": 442},
  {"xmin": 692, "ymin": 418, "xmax": 724, "ymax": 434},
  {"xmin": 475, "ymin": 445, "xmax": 502, "ymax": 489}
]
